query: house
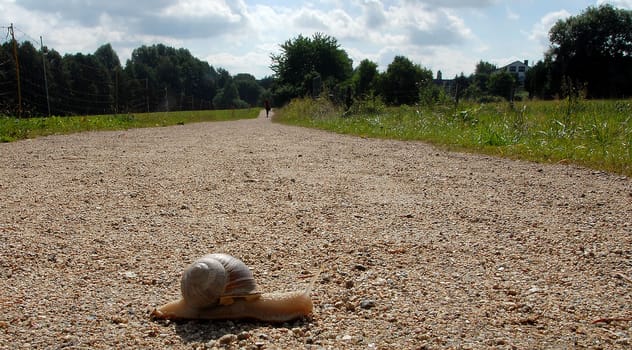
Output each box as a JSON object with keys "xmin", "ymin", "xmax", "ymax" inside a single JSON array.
[{"xmin": 500, "ymin": 60, "xmax": 529, "ymax": 83}]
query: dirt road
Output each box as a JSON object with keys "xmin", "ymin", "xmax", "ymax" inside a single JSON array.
[{"xmin": 1, "ymin": 110, "xmax": 630, "ymax": 349}]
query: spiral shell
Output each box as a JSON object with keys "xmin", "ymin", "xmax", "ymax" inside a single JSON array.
[{"xmin": 180, "ymin": 253, "xmax": 259, "ymax": 309}]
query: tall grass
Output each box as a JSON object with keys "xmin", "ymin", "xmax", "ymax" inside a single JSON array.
[
  {"xmin": 0, "ymin": 109, "xmax": 259, "ymax": 142},
  {"xmin": 274, "ymin": 97, "xmax": 632, "ymax": 177}
]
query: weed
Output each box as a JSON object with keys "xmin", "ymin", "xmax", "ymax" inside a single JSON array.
[
  {"xmin": 0, "ymin": 109, "xmax": 259, "ymax": 142},
  {"xmin": 275, "ymin": 97, "xmax": 632, "ymax": 177}
]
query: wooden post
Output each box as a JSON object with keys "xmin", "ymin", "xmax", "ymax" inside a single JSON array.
[{"xmin": 9, "ymin": 24, "xmax": 22, "ymax": 117}]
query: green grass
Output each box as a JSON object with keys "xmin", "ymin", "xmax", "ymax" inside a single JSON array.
[
  {"xmin": 0, "ymin": 108, "xmax": 259, "ymax": 142},
  {"xmin": 274, "ymin": 97, "xmax": 632, "ymax": 177}
]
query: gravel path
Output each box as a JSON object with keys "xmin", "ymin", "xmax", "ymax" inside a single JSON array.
[{"xmin": 1, "ymin": 110, "xmax": 631, "ymax": 349}]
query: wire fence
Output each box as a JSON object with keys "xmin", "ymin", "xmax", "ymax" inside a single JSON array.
[{"xmin": 1, "ymin": 25, "xmax": 216, "ymax": 117}]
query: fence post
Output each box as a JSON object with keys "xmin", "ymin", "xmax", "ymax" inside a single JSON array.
[
  {"xmin": 40, "ymin": 36, "xmax": 51, "ymax": 117},
  {"xmin": 9, "ymin": 23, "xmax": 22, "ymax": 117}
]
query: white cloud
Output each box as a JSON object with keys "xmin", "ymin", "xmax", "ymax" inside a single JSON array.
[
  {"xmin": 289, "ymin": 7, "xmax": 366, "ymax": 41},
  {"xmin": 204, "ymin": 50, "xmax": 272, "ymax": 76},
  {"xmin": 408, "ymin": 0, "xmax": 498, "ymax": 8},
  {"xmin": 360, "ymin": 0, "xmax": 387, "ymax": 28},
  {"xmin": 527, "ymin": 10, "xmax": 571, "ymax": 46},
  {"xmin": 506, "ymin": 6, "xmax": 520, "ymax": 20},
  {"xmin": 597, "ymin": 0, "xmax": 632, "ymax": 9},
  {"xmin": 389, "ymin": 4, "xmax": 474, "ymax": 46},
  {"xmin": 160, "ymin": 0, "xmax": 242, "ymax": 20}
]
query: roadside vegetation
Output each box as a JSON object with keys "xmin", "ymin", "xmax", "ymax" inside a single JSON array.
[
  {"xmin": 0, "ymin": 108, "xmax": 259, "ymax": 142},
  {"xmin": 274, "ymin": 97, "xmax": 632, "ymax": 177},
  {"xmin": 270, "ymin": 5, "xmax": 632, "ymax": 177}
]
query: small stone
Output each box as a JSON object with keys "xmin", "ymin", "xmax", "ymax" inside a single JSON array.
[
  {"xmin": 345, "ymin": 302, "xmax": 356, "ymax": 312},
  {"xmin": 258, "ymin": 333, "xmax": 270, "ymax": 340},
  {"xmin": 111, "ymin": 316, "xmax": 128, "ymax": 324},
  {"xmin": 218, "ymin": 334, "xmax": 238, "ymax": 345},
  {"xmin": 354, "ymin": 264, "xmax": 367, "ymax": 271},
  {"xmin": 291, "ymin": 327, "xmax": 304, "ymax": 337},
  {"xmin": 526, "ymin": 287, "xmax": 542, "ymax": 295},
  {"xmin": 360, "ymin": 299, "xmax": 375, "ymax": 309},
  {"xmin": 345, "ymin": 280, "xmax": 354, "ymax": 288},
  {"xmin": 237, "ymin": 331, "xmax": 251, "ymax": 340}
]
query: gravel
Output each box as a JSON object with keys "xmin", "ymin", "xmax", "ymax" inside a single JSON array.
[{"xmin": 1, "ymin": 111, "xmax": 631, "ymax": 349}]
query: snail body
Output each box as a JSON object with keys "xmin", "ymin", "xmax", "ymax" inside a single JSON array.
[{"xmin": 152, "ymin": 253, "xmax": 315, "ymax": 322}]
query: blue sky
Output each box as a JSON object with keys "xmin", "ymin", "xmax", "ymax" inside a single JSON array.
[{"xmin": 1, "ymin": 0, "xmax": 631, "ymax": 78}]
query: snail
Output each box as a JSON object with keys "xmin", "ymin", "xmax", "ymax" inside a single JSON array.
[{"xmin": 151, "ymin": 253, "xmax": 317, "ymax": 322}]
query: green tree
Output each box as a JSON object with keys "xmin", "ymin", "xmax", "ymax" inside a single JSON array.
[
  {"xmin": 234, "ymin": 73, "xmax": 264, "ymax": 106},
  {"xmin": 379, "ymin": 56, "xmax": 433, "ymax": 105},
  {"xmin": 548, "ymin": 4, "xmax": 632, "ymax": 97},
  {"xmin": 62, "ymin": 52, "xmax": 111, "ymax": 114},
  {"xmin": 125, "ymin": 44, "xmax": 219, "ymax": 112},
  {"xmin": 213, "ymin": 78, "xmax": 247, "ymax": 109},
  {"xmin": 353, "ymin": 59, "xmax": 379, "ymax": 98},
  {"xmin": 270, "ymin": 33, "xmax": 353, "ymax": 105},
  {"xmin": 525, "ymin": 57, "xmax": 559, "ymax": 99},
  {"xmin": 467, "ymin": 60, "xmax": 497, "ymax": 97},
  {"xmin": 94, "ymin": 44, "xmax": 121, "ymax": 72},
  {"xmin": 488, "ymin": 70, "xmax": 517, "ymax": 100}
]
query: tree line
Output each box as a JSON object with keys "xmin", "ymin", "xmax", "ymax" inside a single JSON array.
[
  {"xmin": 1, "ymin": 4, "xmax": 630, "ymax": 118},
  {"xmin": 0, "ymin": 42, "xmax": 271, "ymax": 117},
  {"xmin": 269, "ymin": 4, "xmax": 632, "ymax": 108}
]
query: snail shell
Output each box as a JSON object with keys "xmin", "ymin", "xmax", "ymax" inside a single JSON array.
[
  {"xmin": 152, "ymin": 253, "xmax": 316, "ymax": 322},
  {"xmin": 180, "ymin": 253, "xmax": 260, "ymax": 308}
]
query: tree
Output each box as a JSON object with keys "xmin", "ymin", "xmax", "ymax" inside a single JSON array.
[
  {"xmin": 125, "ymin": 44, "xmax": 220, "ymax": 111},
  {"xmin": 213, "ymin": 78, "xmax": 247, "ymax": 109},
  {"xmin": 94, "ymin": 44, "xmax": 121, "ymax": 72},
  {"xmin": 234, "ymin": 73, "xmax": 264, "ymax": 106},
  {"xmin": 468, "ymin": 60, "xmax": 497, "ymax": 97},
  {"xmin": 62, "ymin": 52, "xmax": 112, "ymax": 115},
  {"xmin": 488, "ymin": 70, "xmax": 517, "ymax": 100},
  {"xmin": 548, "ymin": 4, "xmax": 632, "ymax": 97},
  {"xmin": 525, "ymin": 57, "xmax": 559, "ymax": 99},
  {"xmin": 379, "ymin": 56, "xmax": 433, "ymax": 105},
  {"xmin": 353, "ymin": 59, "xmax": 379, "ymax": 98},
  {"xmin": 270, "ymin": 33, "xmax": 353, "ymax": 105}
]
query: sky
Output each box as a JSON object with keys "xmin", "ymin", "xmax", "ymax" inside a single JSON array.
[{"xmin": 1, "ymin": 0, "xmax": 631, "ymax": 79}]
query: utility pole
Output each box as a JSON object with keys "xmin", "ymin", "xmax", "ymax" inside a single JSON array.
[
  {"xmin": 40, "ymin": 36, "xmax": 51, "ymax": 117},
  {"xmin": 9, "ymin": 23, "xmax": 22, "ymax": 117}
]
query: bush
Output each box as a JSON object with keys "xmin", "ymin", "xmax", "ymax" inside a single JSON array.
[{"xmin": 346, "ymin": 94, "xmax": 386, "ymax": 116}]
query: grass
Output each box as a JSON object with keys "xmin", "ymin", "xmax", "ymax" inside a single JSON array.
[
  {"xmin": 0, "ymin": 108, "xmax": 259, "ymax": 142},
  {"xmin": 274, "ymin": 97, "xmax": 632, "ymax": 177}
]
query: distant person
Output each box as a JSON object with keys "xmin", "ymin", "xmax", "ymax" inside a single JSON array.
[{"xmin": 264, "ymin": 100, "xmax": 271, "ymax": 118}]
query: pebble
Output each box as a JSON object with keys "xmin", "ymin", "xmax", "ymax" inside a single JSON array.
[
  {"xmin": 354, "ymin": 264, "xmax": 367, "ymax": 271},
  {"xmin": 360, "ymin": 299, "xmax": 376, "ymax": 309},
  {"xmin": 218, "ymin": 334, "xmax": 238, "ymax": 345}
]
